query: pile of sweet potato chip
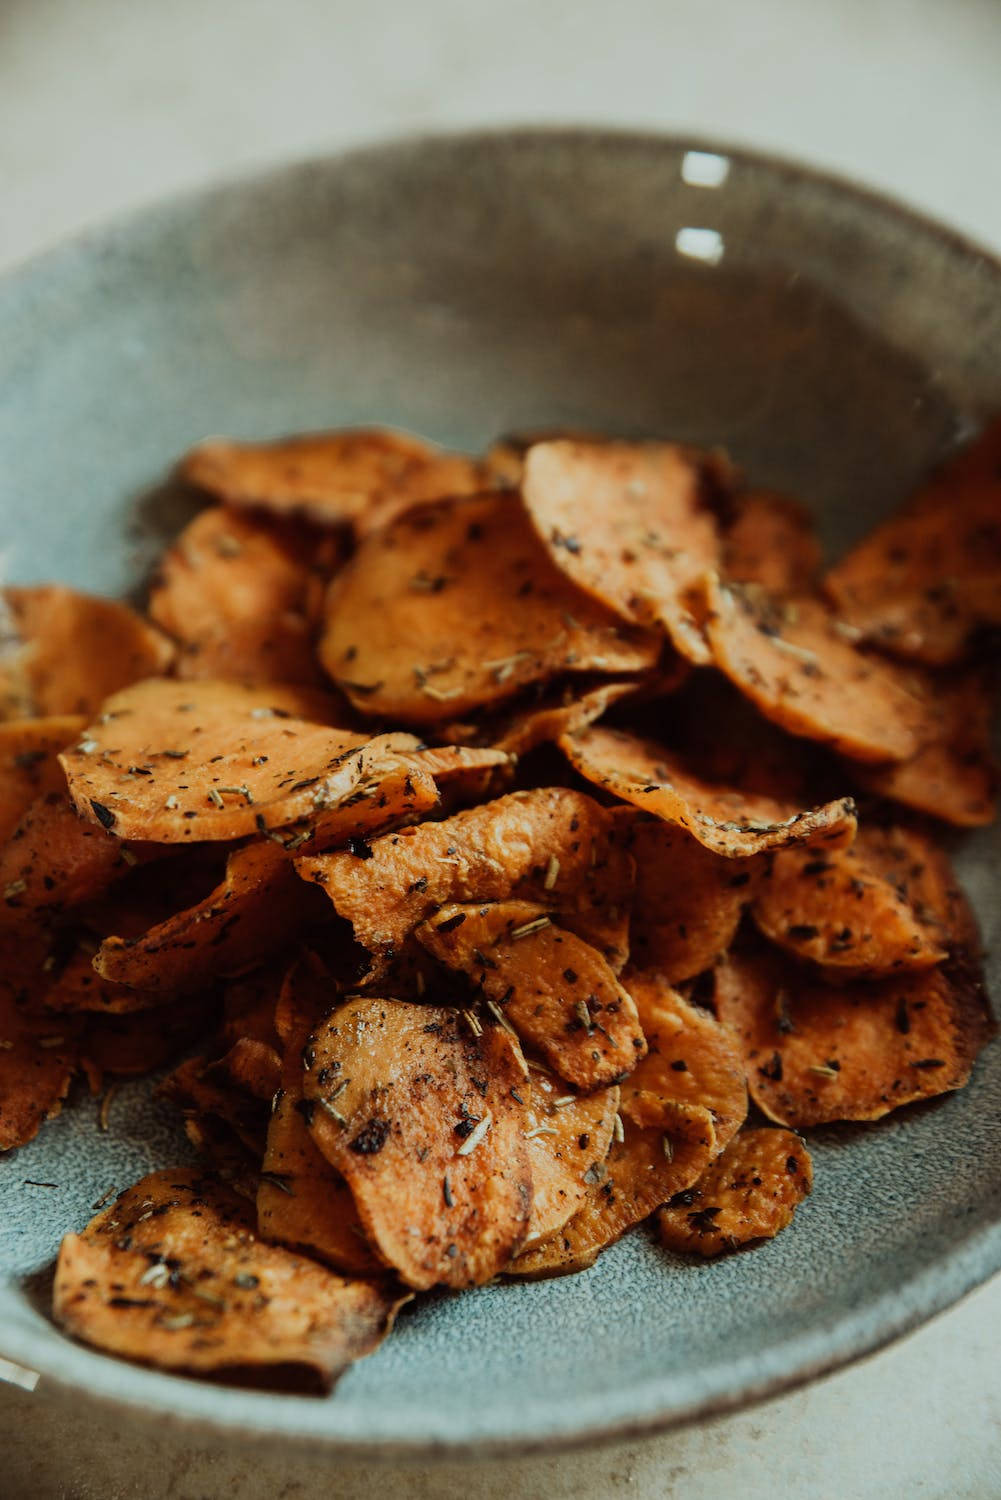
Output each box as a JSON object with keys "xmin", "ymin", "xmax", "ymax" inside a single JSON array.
[{"xmin": 1, "ymin": 423, "xmax": 996, "ymax": 1393}]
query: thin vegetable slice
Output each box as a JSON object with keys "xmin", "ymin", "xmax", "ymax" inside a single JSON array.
[
  {"xmin": 0, "ymin": 793, "xmax": 159, "ymax": 922},
  {"xmin": 714, "ymin": 947, "xmax": 994, "ymax": 1127},
  {"xmin": 0, "ymin": 585, "xmax": 174, "ymax": 719},
  {"xmin": 82, "ymin": 997, "xmax": 211, "ymax": 1080},
  {"xmin": 53, "ymin": 1169, "xmax": 406, "ymax": 1391},
  {"xmin": 521, "ymin": 1072, "xmax": 619, "ymax": 1249},
  {"xmin": 0, "ymin": 932, "xmax": 79, "ymax": 1149},
  {"xmin": 319, "ymin": 492, "xmax": 660, "ymax": 724},
  {"xmin": 723, "ymin": 492, "xmax": 821, "ymax": 594},
  {"xmin": 852, "ymin": 824, "xmax": 979, "ymax": 951},
  {"xmin": 0, "ymin": 716, "xmax": 85, "ymax": 844},
  {"xmin": 559, "ymin": 725, "xmax": 857, "ymax": 857},
  {"xmin": 521, "ymin": 440, "xmax": 726, "ymax": 663},
  {"xmin": 303, "ymin": 998, "xmax": 532, "ymax": 1289},
  {"xmin": 657, "ymin": 1127, "xmax": 812, "ymax": 1257},
  {"xmin": 416, "ymin": 901, "xmax": 647, "ymax": 1089}
]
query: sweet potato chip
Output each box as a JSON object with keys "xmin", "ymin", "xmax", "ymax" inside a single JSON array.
[
  {"xmin": 53, "ymin": 1169, "xmax": 406, "ymax": 1390},
  {"xmin": 510, "ymin": 976, "xmax": 745, "ymax": 1276},
  {"xmin": 441, "ymin": 676, "xmax": 660, "ymax": 758},
  {"xmin": 0, "ymin": 586, "xmax": 174, "ymax": 719},
  {"xmin": 722, "ymin": 492, "xmax": 822, "ymax": 594},
  {"xmin": 149, "ymin": 505, "xmax": 339, "ymax": 685},
  {"xmin": 416, "ymin": 901, "xmax": 646, "ymax": 1089},
  {"xmin": 298, "ymin": 787, "xmax": 635, "ymax": 972},
  {"xmin": 521, "ymin": 440, "xmax": 727, "ymax": 664},
  {"xmin": 853, "ymin": 668, "xmax": 999, "ymax": 827},
  {"xmin": 94, "ymin": 839, "xmax": 326, "ymax": 995},
  {"xmin": 0, "ymin": 792, "xmax": 159, "ymax": 922},
  {"xmin": 521, "ymin": 1072, "xmax": 619, "ymax": 1249},
  {"xmin": 82, "ymin": 996, "xmax": 210, "ymax": 1079},
  {"xmin": 752, "ymin": 834, "xmax": 948, "ymax": 977},
  {"xmin": 558, "ymin": 726, "xmax": 858, "ymax": 857},
  {"xmin": 714, "ymin": 947, "xmax": 994, "ymax": 1127},
  {"xmin": 219, "ymin": 961, "xmax": 284, "ymax": 1051},
  {"xmin": 303, "ymin": 997, "xmax": 532, "ymax": 1289},
  {"xmin": 825, "ymin": 418, "xmax": 1001, "ymax": 662},
  {"xmin": 410, "ymin": 745, "xmax": 511, "ymax": 811},
  {"xmin": 40, "ymin": 944, "xmax": 155, "ymax": 1015},
  {"xmin": 0, "ymin": 959, "xmax": 79, "ymax": 1149},
  {"xmin": 159, "ymin": 1051, "xmax": 272, "ymax": 1158},
  {"xmin": 853, "ymin": 824, "xmax": 979, "ymax": 951},
  {"xmin": 0, "ymin": 716, "xmax": 84, "ymax": 844},
  {"xmin": 700, "ymin": 578, "xmax": 938, "ymax": 764},
  {"xmin": 180, "ymin": 427, "xmax": 485, "ymax": 536},
  {"xmin": 625, "ymin": 819, "xmax": 760, "ymax": 982},
  {"xmin": 657, "ymin": 1127, "xmax": 812, "ymax": 1257},
  {"xmin": 319, "ymin": 492, "xmax": 660, "ymax": 724},
  {"xmin": 58, "ymin": 678, "xmax": 425, "ymax": 842},
  {"xmin": 482, "ymin": 429, "xmax": 608, "ymax": 488}
]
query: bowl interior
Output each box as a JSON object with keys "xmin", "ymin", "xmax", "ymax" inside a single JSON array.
[{"xmin": 0, "ymin": 130, "xmax": 999, "ymax": 1454}]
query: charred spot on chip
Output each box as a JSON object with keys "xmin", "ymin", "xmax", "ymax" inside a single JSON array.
[{"xmin": 349, "ymin": 1118, "xmax": 392, "ymax": 1154}]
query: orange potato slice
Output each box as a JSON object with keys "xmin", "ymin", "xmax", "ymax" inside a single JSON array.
[
  {"xmin": 53, "ymin": 1168, "xmax": 407, "ymax": 1391},
  {"xmin": 700, "ymin": 578, "xmax": 938, "ymax": 764},
  {"xmin": 0, "ymin": 585, "xmax": 174, "ymax": 720},
  {"xmin": 416, "ymin": 900, "xmax": 646, "ymax": 1089},
  {"xmin": 40, "ymin": 943, "xmax": 156, "ymax": 1015},
  {"xmin": 482, "ymin": 428, "xmax": 609, "ymax": 488},
  {"xmin": 0, "ymin": 716, "xmax": 84, "ymax": 844},
  {"xmin": 558, "ymin": 725, "xmax": 858, "ymax": 857},
  {"xmin": 82, "ymin": 996, "xmax": 211, "ymax": 1080},
  {"xmin": 825, "ymin": 418, "xmax": 1001, "ymax": 662},
  {"xmin": 714, "ymin": 947, "xmax": 994, "ymax": 1127},
  {"xmin": 657, "ymin": 1127, "xmax": 812, "ymax": 1257},
  {"xmin": 58, "ymin": 678, "xmax": 421, "ymax": 842},
  {"xmin": 179, "ymin": 426, "xmax": 485, "ymax": 535},
  {"xmin": 298, "ymin": 786, "xmax": 635, "ymax": 972},
  {"xmin": 159, "ymin": 1050, "xmax": 274, "ymax": 1159},
  {"xmin": 520, "ymin": 1071, "xmax": 619, "ymax": 1250},
  {"xmin": 219, "ymin": 960, "xmax": 285, "ymax": 1051},
  {"xmin": 410, "ymin": 744, "xmax": 512, "ymax": 812},
  {"xmin": 0, "ymin": 935, "xmax": 80, "ymax": 1149},
  {"xmin": 319, "ymin": 492, "xmax": 661, "ymax": 724},
  {"xmin": 625, "ymin": 819, "xmax": 761, "ymax": 982},
  {"xmin": 303, "ymin": 997, "xmax": 532, "ymax": 1289},
  {"xmin": 852, "ymin": 824, "xmax": 979, "ymax": 951},
  {"xmin": 521, "ymin": 440, "xmax": 726, "ymax": 663},
  {"xmin": 149, "ymin": 505, "xmax": 340, "ymax": 685},
  {"xmin": 440, "ymin": 673, "xmax": 673, "ymax": 758},
  {"xmin": 722, "ymin": 491, "xmax": 822, "ymax": 595}
]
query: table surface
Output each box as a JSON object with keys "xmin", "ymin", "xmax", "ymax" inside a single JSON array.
[{"xmin": 1, "ymin": 1, "xmax": 999, "ymax": 1495}]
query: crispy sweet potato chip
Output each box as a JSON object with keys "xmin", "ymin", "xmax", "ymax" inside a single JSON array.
[
  {"xmin": 0, "ymin": 716, "xmax": 84, "ymax": 844},
  {"xmin": 657, "ymin": 1127, "xmax": 812, "ymax": 1257},
  {"xmin": 723, "ymin": 492, "xmax": 821, "ymax": 594},
  {"xmin": 441, "ymin": 674, "xmax": 670, "ymax": 758},
  {"xmin": 159, "ymin": 1050, "xmax": 273, "ymax": 1158},
  {"xmin": 825, "ymin": 418, "xmax": 1001, "ymax": 662},
  {"xmin": 180, "ymin": 427, "xmax": 485, "ymax": 536},
  {"xmin": 40, "ymin": 945, "xmax": 155, "ymax": 1015},
  {"xmin": 410, "ymin": 745, "xmax": 511, "ymax": 811},
  {"xmin": 82, "ymin": 996, "xmax": 210, "ymax": 1079},
  {"xmin": 625, "ymin": 819, "xmax": 760, "ymax": 982},
  {"xmin": 94, "ymin": 839, "xmax": 326, "ymax": 995},
  {"xmin": 58, "ymin": 679, "xmax": 425, "ymax": 842},
  {"xmin": 752, "ymin": 833, "xmax": 948, "ymax": 977},
  {"xmin": 853, "ymin": 668, "xmax": 999, "ymax": 827},
  {"xmin": 319, "ymin": 492, "xmax": 660, "ymax": 724},
  {"xmin": 53, "ymin": 1169, "xmax": 406, "ymax": 1391},
  {"xmin": 521, "ymin": 1072, "xmax": 619, "ymax": 1249},
  {"xmin": 714, "ymin": 947, "xmax": 994, "ymax": 1127},
  {"xmin": 298, "ymin": 787, "xmax": 635, "ymax": 971},
  {"xmin": 149, "ymin": 505, "xmax": 339, "ymax": 685},
  {"xmin": 521, "ymin": 440, "xmax": 726, "ymax": 663},
  {"xmin": 853, "ymin": 824, "xmax": 979, "ymax": 951},
  {"xmin": 0, "ymin": 586, "xmax": 174, "ymax": 720},
  {"xmin": 416, "ymin": 901, "xmax": 646, "ymax": 1089},
  {"xmin": 559, "ymin": 726, "xmax": 857, "ymax": 857},
  {"xmin": 0, "ymin": 792, "xmax": 159, "ymax": 922},
  {"xmin": 700, "ymin": 578, "xmax": 938, "ymax": 764},
  {"xmin": 303, "ymin": 998, "xmax": 532, "ymax": 1289},
  {"xmin": 219, "ymin": 961, "xmax": 284, "ymax": 1051},
  {"xmin": 0, "ymin": 946, "xmax": 79, "ymax": 1148}
]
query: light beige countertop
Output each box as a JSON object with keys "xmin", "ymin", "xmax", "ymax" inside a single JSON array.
[{"xmin": 1, "ymin": 2, "xmax": 999, "ymax": 1494}]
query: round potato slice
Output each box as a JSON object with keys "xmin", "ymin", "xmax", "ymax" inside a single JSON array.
[
  {"xmin": 0, "ymin": 930, "xmax": 80, "ymax": 1150},
  {"xmin": 521, "ymin": 1071, "xmax": 619, "ymax": 1250},
  {"xmin": 657, "ymin": 1127, "xmax": 812, "ymax": 1257},
  {"xmin": 0, "ymin": 716, "xmax": 85, "ymax": 845},
  {"xmin": 722, "ymin": 491, "xmax": 821, "ymax": 595}
]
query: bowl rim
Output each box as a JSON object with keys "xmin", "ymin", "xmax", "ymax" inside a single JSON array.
[{"xmin": 1, "ymin": 123, "xmax": 999, "ymax": 1459}]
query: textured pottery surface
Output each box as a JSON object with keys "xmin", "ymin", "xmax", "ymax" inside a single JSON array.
[{"xmin": 0, "ymin": 130, "xmax": 999, "ymax": 1456}]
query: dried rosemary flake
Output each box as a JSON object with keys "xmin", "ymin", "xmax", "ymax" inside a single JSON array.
[
  {"xmin": 91, "ymin": 1184, "xmax": 117, "ymax": 1210},
  {"xmin": 207, "ymin": 787, "xmax": 225, "ymax": 808},
  {"xmin": 551, "ymin": 1095, "xmax": 577, "ymax": 1110},
  {"xmin": 3, "ymin": 879, "xmax": 26, "ymax": 899},
  {"xmin": 661, "ymin": 1134, "xmax": 674, "ymax": 1161},
  {"xmin": 808, "ymin": 1063, "xmax": 840, "ymax": 1079},
  {"xmin": 462, "ymin": 1008, "xmax": 483, "ymax": 1038},
  {"xmin": 139, "ymin": 1262, "xmax": 171, "ymax": 1289},
  {"xmin": 456, "ymin": 1110, "xmax": 492, "ymax": 1156},
  {"xmin": 419, "ymin": 682, "xmax": 463, "ymax": 702},
  {"xmin": 36, "ymin": 1034, "xmax": 66, "ymax": 1049},
  {"xmin": 164, "ymin": 794, "xmax": 180, "ymax": 810},
  {"xmin": 574, "ymin": 999, "xmax": 593, "ymax": 1033},
  {"xmin": 510, "ymin": 916, "xmax": 551, "ymax": 940},
  {"xmin": 524, "ymin": 1124, "xmax": 559, "ymax": 1140},
  {"xmin": 317, "ymin": 1096, "xmax": 347, "ymax": 1126},
  {"xmin": 485, "ymin": 1000, "xmax": 519, "ymax": 1040},
  {"xmin": 97, "ymin": 1084, "xmax": 119, "ymax": 1133},
  {"xmin": 76, "ymin": 739, "xmax": 99, "ymax": 755},
  {"xmin": 613, "ymin": 1112, "xmax": 625, "ymax": 1144},
  {"xmin": 159, "ymin": 1313, "xmax": 196, "ymax": 1331}
]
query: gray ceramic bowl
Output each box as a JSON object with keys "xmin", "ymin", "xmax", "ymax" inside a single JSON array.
[{"xmin": 0, "ymin": 129, "xmax": 999, "ymax": 1458}]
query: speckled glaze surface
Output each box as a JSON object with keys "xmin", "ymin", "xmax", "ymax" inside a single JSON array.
[{"xmin": 0, "ymin": 129, "xmax": 999, "ymax": 1457}]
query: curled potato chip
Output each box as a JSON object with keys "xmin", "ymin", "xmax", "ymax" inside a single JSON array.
[
  {"xmin": 298, "ymin": 787, "xmax": 635, "ymax": 971},
  {"xmin": 657, "ymin": 1127, "xmax": 812, "ymax": 1257},
  {"xmin": 0, "ymin": 585, "xmax": 174, "ymax": 720},
  {"xmin": 0, "ymin": 716, "xmax": 84, "ymax": 845},
  {"xmin": 149, "ymin": 505, "xmax": 340, "ymax": 685},
  {"xmin": 303, "ymin": 998, "xmax": 532, "ymax": 1289},
  {"xmin": 410, "ymin": 745, "xmax": 511, "ymax": 811},
  {"xmin": 559, "ymin": 725, "xmax": 857, "ymax": 857},
  {"xmin": 752, "ymin": 833, "xmax": 948, "ymax": 977},
  {"xmin": 723, "ymin": 491, "xmax": 822, "ymax": 594},
  {"xmin": 416, "ymin": 901, "xmax": 646, "ymax": 1089},
  {"xmin": 58, "ymin": 679, "xmax": 423, "ymax": 842},
  {"xmin": 0, "ymin": 940, "xmax": 79, "ymax": 1148},
  {"xmin": 714, "ymin": 947, "xmax": 994, "ymax": 1127},
  {"xmin": 521, "ymin": 440, "xmax": 725, "ymax": 663},
  {"xmin": 94, "ymin": 839, "xmax": 326, "ymax": 995},
  {"xmin": 180, "ymin": 427, "xmax": 485, "ymax": 536},
  {"xmin": 625, "ymin": 819, "xmax": 760, "ymax": 982},
  {"xmin": 483, "ymin": 428, "xmax": 608, "ymax": 488},
  {"xmin": 159, "ymin": 1048, "xmax": 274, "ymax": 1158},
  {"xmin": 319, "ymin": 492, "xmax": 661, "ymax": 724},
  {"xmin": 441, "ymin": 674, "xmax": 669, "ymax": 758},
  {"xmin": 700, "ymin": 578, "xmax": 938, "ymax": 764},
  {"xmin": 521, "ymin": 1072, "xmax": 619, "ymax": 1250},
  {"xmin": 53, "ymin": 1168, "xmax": 406, "ymax": 1391},
  {"xmin": 853, "ymin": 668, "xmax": 999, "ymax": 828},
  {"xmin": 40, "ymin": 944, "xmax": 155, "ymax": 1015},
  {"xmin": 825, "ymin": 418, "xmax": 1001, "ymax": 662},
  {"xmin": 219, "ymin": 961, "xmax": 284, "ymax": 1051}
]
